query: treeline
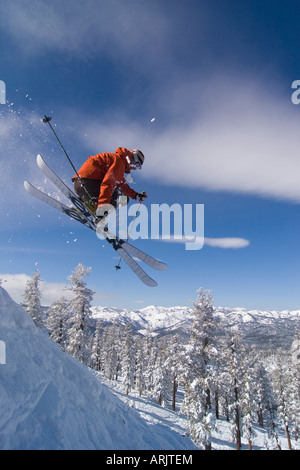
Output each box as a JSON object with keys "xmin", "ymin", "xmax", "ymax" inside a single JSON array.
[{"xmin": 22, "ymin": 264, "xmax": 300, "ymax": 450}]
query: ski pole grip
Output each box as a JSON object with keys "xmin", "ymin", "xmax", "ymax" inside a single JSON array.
[{"xmin": 43, "ymin": 115, "xmax": 52, "ymax": 123}]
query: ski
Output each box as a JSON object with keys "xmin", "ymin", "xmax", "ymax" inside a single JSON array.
[
  {"xmin": 24, "ymin": 181, "xmax": 96, "ymax": 230},
  {"xmin": 24, "ymin": 181, "xmax": 163, "ymax": 287},
  {"xmin": 36, "ymin": 154, "xmax": 93, "ymax": 220},
  {"xmin": 36, "ymin": 154, "xmax": 168, "ymax": 272}
]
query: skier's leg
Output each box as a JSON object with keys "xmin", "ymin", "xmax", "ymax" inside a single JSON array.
[{"xmin": 73, "ymin": 178, "xmax": 100, "ymax": 208}]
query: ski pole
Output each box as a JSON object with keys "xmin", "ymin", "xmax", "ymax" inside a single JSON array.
[
  {"xmin": 42, "ymin": 115, "xmax": 94, "ymax": 206},
  {"xmin": 115, "ymin": 192, "xmax": 146, "ymax": 271}
]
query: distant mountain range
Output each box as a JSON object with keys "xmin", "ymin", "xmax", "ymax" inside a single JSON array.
[{"xmin": 91, "ymin": 305, "xmax": 300, "ymax": 349}]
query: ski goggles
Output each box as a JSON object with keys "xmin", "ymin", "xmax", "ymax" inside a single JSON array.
[{"xmin": 132, "ymin": 150, "xmax": 144, "ymax": 169}]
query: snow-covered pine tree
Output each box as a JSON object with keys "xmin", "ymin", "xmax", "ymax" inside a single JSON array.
[
  {"xmin": 152, "ymin": 337, "xmax": 173, "ymax": 407},
  {"xmin": 252, "ymin": 353, "xmax": 281, "ymax": 450},
  {"xmin": 121, "ymin": 323, "xmax": 136, "ymax": 395},
  {"xmin": 46, "ymin": 296, "xmax": 70, "ymax": 350},
  {"xmin": 240, "ymin": 349, "xmax": 259, "ymax": 451},
  {"xmin": 220, "ymin": 330, "xmax": 245, "ymax": 450},
  {"xmin": 181, "ymin": 288, "xmax": 218, "ymax": 450},
  {"xmin": 91, "ymin": 319, "xmax": 102, "ymax": 371},
  {"xmin": 146, "ymin": 336, "xmax": 162, "ymax": 402},
  {"xmin": 101, "ymin": 325, "xmax": 122, "ymax": 381},
  {"xmin": 290, "ymin": 333, "xmax": 300, "ymax": 440},
  {"xmin": 252, "ymin": 357, "xmax": 276, "ymax": 431},
  {"xmin": 291, "ymin": 331, "xmax": 300, "ymax": 368},
  {"xmin": 66, "ymin": 264, "xmax": 94, "ymax": 365},
  {"xmin": 22, "ymin": 270, "xmax": 43, "ymax": 328},
  {"xmin": 163, "ymin": 334, "xmax": 185, "ymax": 411},
  {"xmin": 273, "ymin": 349, "xmax": 299, "ymax": 450},
  {"xmin": 134, "ymin": 336, "xmax": 147, "ymax": 397},
  {"xmin": 143, "ymin": 327, "xmax": 156, "ymax": 393}
]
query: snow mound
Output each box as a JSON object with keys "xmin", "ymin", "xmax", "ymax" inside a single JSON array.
[{"xmin": 0, "ymin": 287, "xmax": 195, "ymax": 450}]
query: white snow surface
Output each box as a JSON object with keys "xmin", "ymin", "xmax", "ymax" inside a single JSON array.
[{"xmin": 0, "ymin": 287, "xmax": 196, "ymax": 450}]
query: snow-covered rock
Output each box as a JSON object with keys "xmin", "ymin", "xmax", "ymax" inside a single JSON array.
[{"xmin": 0, "ymin": 287, "xmax": 196, "ymax": 450}]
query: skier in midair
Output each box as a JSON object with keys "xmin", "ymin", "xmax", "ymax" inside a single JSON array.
[{"xmin": 72, "ymin": 147, "xmax": 147, "ymax": 222}]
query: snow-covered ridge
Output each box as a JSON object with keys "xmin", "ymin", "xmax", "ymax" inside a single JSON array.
[
  {"xmin": 91, "ymin": 304, "xmax": 300, "ymax": 348},
  {"xmin": 92, "ymin": 305, "xmax": 192, "ymax": 329}
]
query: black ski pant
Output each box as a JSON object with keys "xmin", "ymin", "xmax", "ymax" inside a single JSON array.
[{"xmin": 72, "ymin": 178, "xmax": 129, "ymax": 209}]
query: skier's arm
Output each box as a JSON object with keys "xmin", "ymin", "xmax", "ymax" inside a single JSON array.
[
  {"xmin": 97, "ymin": 157, "xmax": 136, "ymax": 206},
  {"xmin": 116, "ymin": 178, "xmax": 137, "ymax": 200}
]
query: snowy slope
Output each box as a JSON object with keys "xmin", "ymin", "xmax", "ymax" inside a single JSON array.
[
  {"xmin": 101, "ymin": 375, "xmax": 300, "ymax": 451},
  {"xmin": 91, "ymin": 304, "xmax": 300, "ymax": 348},
  {"xmin": 0, "ymin": 287, "xmax": 196, "ymax": 450}
]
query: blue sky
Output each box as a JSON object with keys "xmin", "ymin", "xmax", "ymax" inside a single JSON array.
[{"xmin": 1, "ymin": 0, "xmax": 300, "ymax": 310}]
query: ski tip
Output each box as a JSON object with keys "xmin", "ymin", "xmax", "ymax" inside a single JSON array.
[
  {"xmin": 37, "ymin": 154, "xmax": 43, "ymax": 165},
  {"xmin": 146, "ymin": 278, "xmax": 158, "ymax": 288},
  {"xmin": 157, "ymin": 263, "xmax": 168, "ymax": 271}
]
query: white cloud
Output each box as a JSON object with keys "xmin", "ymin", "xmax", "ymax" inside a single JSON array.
[
  {"xmin": 78, "ymin": 77, "xmax": 300, "ymax": 204},
  {"xmin": 158, "ymin": 236, "xmax": 250, "ymax": 249},
  {"xmin": 0, "ymin": 273, "xmax": 114, "ymax": 306},
  {"xmin": 0, "ymin": 0, "xmax": 171, "ymax": 68},
  {"xmin": 0, "ymin": 273, "xmax": 73, "ymax": 305},
  {"xmin": 3, "ymin": 75, "xmax": 300, "ymax": 223},
  {"xmin": 204, "ymin": 238, "xmax": 250, "ymax": 249},
  {"xmin": 2, "ymin": 1, "xmax": 300, "ymax": 207}
]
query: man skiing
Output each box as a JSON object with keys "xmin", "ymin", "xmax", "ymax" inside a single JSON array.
[{"xmin": 72, "ymin": 147, "xmax": 147, "ymax": 221}]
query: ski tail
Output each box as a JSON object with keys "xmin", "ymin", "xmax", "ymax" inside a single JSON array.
[
  {"xmin": 36, "ymin": 154, "xmax": 94, "ymax": 219},
  {"xmin": 24, "ymin": 181, "xmax": 96, "ymax": 229}
]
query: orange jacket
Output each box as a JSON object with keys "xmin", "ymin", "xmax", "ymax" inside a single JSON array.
[{"xmin": 75, "ymin": 147, "xmax": 138, "ymax": 207}]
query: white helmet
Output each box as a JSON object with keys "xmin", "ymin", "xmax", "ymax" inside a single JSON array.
[{"xmin": 131, "ymin": 149, "xmax": 145, "ymax": 169}]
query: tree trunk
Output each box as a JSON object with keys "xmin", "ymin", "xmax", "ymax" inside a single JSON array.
[
  {"xmin": 286, "ymin": 424, "xmax": 292, "ymax": 450},
  {"xmin": 215, "ymin": 389, "xmax": 219, "ymax": 420},
  {"xmin": 234, "ymin": 385, "xmax": 242, "ymax": 450},
  {"xmin": 225, "ymin": 396, "xmax": 229, "ymax": 422},
  {"xmin": 235, "ymin": 408, "xmax": 242, "ymax": 450},
  {"xmin": 158, "ymin": 393, "xmax": 162, "ymax": 406},
  {"xmin": 257, "ymin": 408, "xmax": 264, "ymax": 428},
  {"xmin": 172, "ymin": 374, "xmax": 177, "ymax": 411}
]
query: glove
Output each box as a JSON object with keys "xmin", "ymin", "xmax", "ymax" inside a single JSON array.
[{"xmin": 135, "ymin": 191, "xmax": 147, "ymax": 202}]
